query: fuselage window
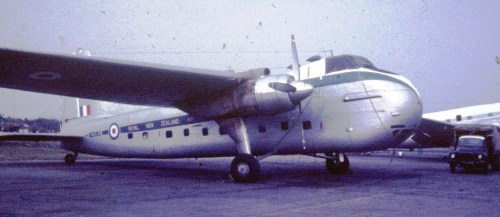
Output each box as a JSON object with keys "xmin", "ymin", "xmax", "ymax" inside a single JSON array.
[
  {"xmin": 258, "ymin": 126, "xmax": 266, "ymax": 133},
  {"xmin": 303, "ymin": 120, "xmax": 312, "ymax": 130},
  {"xmin": 184, "ymin": 128, "xmax": 190, "ymax": 137},
  {"xmin": 281, "ymin": 121, "xmax": 289, "ymax": 131},
  {"xmin": 202, "ymin": 128, "xmax": 209, "ymax": 136},
  {"xmin": 166, "ymin": 130, "xmax": 173, "ymax": 138},
  {"xmin": 143, "ymin": 132, "xmax": 148, "ymax": 139},
  {"xmin": 219, "ymin": 127, "xmax": 227, "ymax": 135},
  {"xmin": 456, "ymin": 115, "xmax": 462, "ymax": 122},
  {"xmin": 128, "ymin": 133, "xmax": 133, "ymax": 139}
]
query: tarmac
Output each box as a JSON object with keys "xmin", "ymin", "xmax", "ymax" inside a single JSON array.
[{"xmin": 0, "ymin": 152, "xmax": 499, "ymax": 216}]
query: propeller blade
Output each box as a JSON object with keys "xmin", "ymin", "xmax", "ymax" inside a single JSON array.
[
  {"xmin": 291, "ymin": 34, "xmax": 301, "ymax": 81},
  {"xmin": 269, "ymin": 82, "xmax": 297, "ymax": 93},
  {"xmin": 288, "ymin": 81, "xmax": 313, "ymax": 104}
]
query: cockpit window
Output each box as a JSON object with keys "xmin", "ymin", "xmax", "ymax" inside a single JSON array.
[{"xmin": 325, "ymin": 55, "xmax": 398, "ymax": 75}]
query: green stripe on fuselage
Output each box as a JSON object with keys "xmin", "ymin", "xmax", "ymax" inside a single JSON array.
[{"xmin": 304, "ymin": 70, "xmax": 411, "ymax": 90}]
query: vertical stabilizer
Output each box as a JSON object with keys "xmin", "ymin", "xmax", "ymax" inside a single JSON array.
[
  {"xmin": 62, "ymin": 97, "xmax": 149, "ymax": 123},
  {"xmin": 61, "ymin": 97, "xmax": 99, "ymax": 123},
  {"xmin": 62, "ymin": 96, "xmax": 79, "ymax": 122}
]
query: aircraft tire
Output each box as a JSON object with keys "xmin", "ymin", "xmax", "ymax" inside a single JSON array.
[
  {"xmin": 326, "ymin": 154, "xmax": 350, "ymax": 174},
  {"xmin": 64, "ymin": 154, "xmax": 76, "ymax": 164},
  {"xmin": 230, "ymin": 154, "xmax": 260, "ymax": 183},
  {"xmin": 449, "ymin": 163, "xmax": 456, "ymax": 173}
]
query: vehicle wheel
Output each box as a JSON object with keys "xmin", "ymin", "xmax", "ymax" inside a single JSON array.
[
  {"xmin": 326, "ymin": 154, "xmax": 350, "ymax": 174},
  {"xmin": 492, "ymin": 158, "xmax": 499, "ymax": 172},
  {"xmin": 449, "ymin": 163, "xmax": 456, "ymax": 173},
  {"xmin": 64, "ymin": 154, "xmax": 76, "ymax": 164},
  {"xmin": 482, "ymin": 165, "xmax": 489, "ymax": 174},
  {"xmin": 230, "ymin": 154, "xmax": 260, "ymax": 183}
]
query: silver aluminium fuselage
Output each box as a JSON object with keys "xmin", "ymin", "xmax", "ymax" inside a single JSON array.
[{"xmin": 60, "ymin": 66, "xmax": 423, "ymax": 159}]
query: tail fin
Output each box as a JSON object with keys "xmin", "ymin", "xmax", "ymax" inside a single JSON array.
[
  {"xmin": 62, "ymin": 96, "xmax": 79, "ymax": 122},
  {"xmin": 62, "ymin": 97, "xmax": 149, "ymax": 123},
  {"xmin": 61, "ymin": 97, "xmax": 100, "ymax": 123}
]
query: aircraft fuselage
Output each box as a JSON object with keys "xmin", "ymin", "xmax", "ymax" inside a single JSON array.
[{"xmin": 61, "ymin": 67, "xmax": 422, "ymax": 158}]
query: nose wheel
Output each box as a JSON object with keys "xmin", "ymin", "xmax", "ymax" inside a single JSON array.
[
  {"xmin": 230, "ymin": 154, "xmax": 260, "ymax": 183},
  {"xmin": 326, "ymin": 152, "xmax": 350, "ymax": 174}
]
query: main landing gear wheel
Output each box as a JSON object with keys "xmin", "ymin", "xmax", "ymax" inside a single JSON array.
[
  {"xmin": 64, "ymin": 153, "xmax": 77, "ymax": 164},
  {"xmin": 326, "ymin": 152, "xmax": 350, "ymax": 174},
  {"xmin": 230, "ymin": 154, "xmax": 261, "ymax": 183}
]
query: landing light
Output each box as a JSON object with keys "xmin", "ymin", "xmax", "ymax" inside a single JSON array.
[{"xmin": 450, "ymin": 154, "xmax": 455, "ymax": 159}]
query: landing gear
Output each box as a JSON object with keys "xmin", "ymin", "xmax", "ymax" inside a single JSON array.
[
  {"xmin": 230, "ymin": 154, "xmax": 261, "ymax": 183},
  {"xmin": 326, "ymin": 152, "xmax": 350, "ymax": 174},
  {"xmin": 218, "ymin": 118, "xmax": 261, "ymax": 183},
  {"xmin": 64, "ymin": 152, "xmax": 78, "ymax": 164}
]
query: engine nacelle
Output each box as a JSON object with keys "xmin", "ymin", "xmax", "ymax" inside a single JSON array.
[
  {"xmin": 254, "ymin": 74, "xmax": 297, "ymax": 113},
  {"xmin": 180, "ymin": 74, "xmax": 313, "ymax": 118}
]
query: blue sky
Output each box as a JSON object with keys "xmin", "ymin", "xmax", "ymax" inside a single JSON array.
[{"xmin": 0, "ymin": 0, "xmax": 499, "ymax": 118}]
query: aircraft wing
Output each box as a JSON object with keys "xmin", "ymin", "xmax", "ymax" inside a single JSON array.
[
  {"xmin": 0, "ymin": 48, "xmax": 240, "ymax": 107},
  {"xmin": 404, "ymin": 118, "xmax": 455, "ymax": 148},
  {"xmin": 0, "ymin": 133, "xmax": 82, "ymax": 143}
]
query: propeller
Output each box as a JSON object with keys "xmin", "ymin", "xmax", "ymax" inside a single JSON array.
[
  {"xmin": 291, "ymin": 34, "xmax": 301, "ymax": 81},
  {"xmin": 269, "ymin": 80, "xmax": 314, "ymax": 104},
  {"xmin": 268, "ymin": 82, "xmax": 297, "ymax": 93},
  {"xmin": 290, "ymin": 34, "xmax": 307, "ymax": 149},
  {"xmin": 257, "ymin": 34, "xmax": 312, "ymax": 161}
]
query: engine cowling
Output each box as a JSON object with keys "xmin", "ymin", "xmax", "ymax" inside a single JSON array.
[{"xmin": 180, "ymin": 74, "xmax": 313, "ymax": 118}]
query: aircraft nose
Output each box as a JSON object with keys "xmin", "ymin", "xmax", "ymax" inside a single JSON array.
[{"xmin": 362, "ymin": 75, "xmax": 423, "ymax": 146}]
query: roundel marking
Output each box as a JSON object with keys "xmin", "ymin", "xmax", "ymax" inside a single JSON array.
[{"xmin": 109, "ymin": 123, "xmax": 120, "ymax": 140}]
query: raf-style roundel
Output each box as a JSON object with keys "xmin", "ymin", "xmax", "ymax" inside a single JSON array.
[{"xmin": 109, "ymin": 123, "xmax": 120, "ymax": 140}]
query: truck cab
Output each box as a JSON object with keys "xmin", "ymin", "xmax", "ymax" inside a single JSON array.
[{"xmin": 449, "ymin": 125, "xmax": 500, "ymax": 174}]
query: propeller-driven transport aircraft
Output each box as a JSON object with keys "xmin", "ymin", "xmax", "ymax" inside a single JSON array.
[{"xmin": 0, "ymin": 36, "xmax": 423, "ymax": 182}]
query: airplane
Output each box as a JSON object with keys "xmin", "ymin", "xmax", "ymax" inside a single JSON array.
[
  {"xmin": 0, "ymin": 36, "xmax": 423, "ymax": 182},
  {"xmin": 401, "ymin": 103, "xmax": 500, "ymax": 149},
  {"xmin": 423, "ymin": 103, "xmax": 500, "ymax": 126}
]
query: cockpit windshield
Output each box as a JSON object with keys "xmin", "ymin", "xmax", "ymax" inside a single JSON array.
[{"xmin": 325, "ymin": 55, "xmax": 398, "ymax": 75}]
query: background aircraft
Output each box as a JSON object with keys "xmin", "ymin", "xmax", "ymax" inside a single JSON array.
[
  {"xmin": 401, "ymin": 103, "xmax": 500, "ymax": 149},
  {"xmin": 0, "ymin": 36, "xmax": 422, "ymax": 182}
]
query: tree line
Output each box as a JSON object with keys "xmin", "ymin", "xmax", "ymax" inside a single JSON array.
[{"xmin": 0, "ymin": 114, "xmax": 60, "ymax": 133}]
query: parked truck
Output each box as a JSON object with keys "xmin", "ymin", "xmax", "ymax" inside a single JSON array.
[{"xmin": 449, "ymin": 124, "xmax": 500, "ymax": 174}]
